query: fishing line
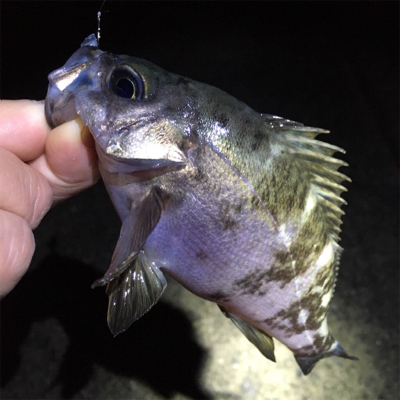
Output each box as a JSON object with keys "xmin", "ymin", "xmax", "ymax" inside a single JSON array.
[{"xmin": 97, "ymin": 0, "xmax": 108, "ymax": 46}]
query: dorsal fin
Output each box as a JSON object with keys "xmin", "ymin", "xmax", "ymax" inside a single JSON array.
[{"xmin": 261, "ymin": 114, "xmax": 350, "ymax": 242}]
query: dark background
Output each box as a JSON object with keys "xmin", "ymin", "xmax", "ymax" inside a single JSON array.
[{"xmin": 1, "ymin": 2, "xmax": 398, "ymax": 399}]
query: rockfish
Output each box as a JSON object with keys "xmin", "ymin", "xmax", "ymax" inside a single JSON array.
[{"xmin": 45, "ymin": 34, "xmax": 357, "ymax": 374}]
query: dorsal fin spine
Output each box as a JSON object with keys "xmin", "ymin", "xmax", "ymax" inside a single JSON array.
[{"xmin": 262, "ymin": 114, "xmax": 350, "ymax": 247}]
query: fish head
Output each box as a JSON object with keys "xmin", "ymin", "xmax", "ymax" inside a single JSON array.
[{"xmin": 45, "ymin": 34, "xmax": 196, "ymax": 174}]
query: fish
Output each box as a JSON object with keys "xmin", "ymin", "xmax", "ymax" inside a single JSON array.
[{"xmin": 45, "ymin": 34, "xmax": 357, "ymax": 375}]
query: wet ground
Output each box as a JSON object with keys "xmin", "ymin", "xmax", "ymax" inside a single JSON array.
[{"xmin": 1, "ymin": 2, "xmax": 398, "ymax": 400}]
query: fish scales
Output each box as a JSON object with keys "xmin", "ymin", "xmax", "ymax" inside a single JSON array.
[{"xmin": 45, "ymin": 34, "xmax": 357, "ymax": 375}]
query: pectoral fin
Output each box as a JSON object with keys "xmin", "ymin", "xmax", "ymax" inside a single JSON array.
[
  {"xmin": 91, "ymin": 186, "xmax": 167, "ymax": 335},
  {"xmin": 92, "ymin": 186, "xmax": 165, "ymax": 287},
  {"xmin": 106, "ymin": 250, "xmax": 167, "ymax": 336},
  {"xmin": 219, "ymin": 306, "xmax": 276, "ymax": 362}
]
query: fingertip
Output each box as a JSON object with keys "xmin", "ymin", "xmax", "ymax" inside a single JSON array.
[{"xmin": 0, "ymin": 99, "xmax": 51, "ymax": 161}]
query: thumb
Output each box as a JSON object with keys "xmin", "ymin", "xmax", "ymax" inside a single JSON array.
[{"xmin": 29, "ymin": 117, "xmax": 100, "ymax": 203}]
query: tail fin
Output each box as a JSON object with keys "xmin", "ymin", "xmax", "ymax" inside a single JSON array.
[{"xmin": 295, "ymin": 341, "xmax": 358, "ymax": 375}]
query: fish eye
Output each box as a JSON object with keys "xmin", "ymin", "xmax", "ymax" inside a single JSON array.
[{"xmin": 109, "ymin": 66, "xmax": 144, "ymax": 99}]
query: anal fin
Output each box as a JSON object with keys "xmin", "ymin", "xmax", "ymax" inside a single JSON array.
[
  {"xmin": 219, "ymin": 306, "xmax": 275, "ymax": 362},
  {"xmin": 106, "ymin": 250, "xmax": 167, "ymax": 336}
]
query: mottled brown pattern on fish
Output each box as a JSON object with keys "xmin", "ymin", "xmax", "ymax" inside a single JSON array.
[
  {"xmin": 314, "ymin": 260, "xmax": 336, "ymax": 292},
  {"xmin": 251, "ymin": 155, "xmax": 309, "ymax": 223},
  {"xmin": 212, "ymin": 110, "xmax": 230, "ymax": 129},
  {"xmin": 294, "ymin": 333, "xmax": 335, "ymax": 357},
  {"xmin": 234, "ymin": 269, "xmax": 267, "ymax": 296},
  {"xmin": 234, "ymin": 252, "xmax": 296, "ymax": 295},
  {"xmin": 234, "ymin": 202, "xmax": 243, "ymax": 214},
  {"xmin": 235, "ymin": 199, "xmax": 331, "ymax": 296},
  {"xmin": 289, "ymin": 219, "xmax": 327, "ymax": 271},
  {"xmin": 262, "ymin": 303, "xmax": 317, "ymax": 335},
  {"xmin": 192, "ymin": 168, "xmax": 206, "ymax": 183},
  {"xmin": 195, "ymin": 250, "xmax": 208, "ymax": 260},
  {"xmin": 208, "ymin": 290, "xmax": 232, "ymax": 302},
  {"xmin": 279, "ymin": 197, "xmax": 330, "ymax": 279},
  {"xmin": 219, "ymin": 200, "xmax": 237, "ymax": 230},
  {"xmin": 251, "ymin": 130, "xmax": 266, "ymax": 152},
  {"xmin": 213, "ymin": 197, "xmax": 248, "ymax": 231},
  {"xmin": 221, "ymin": 217, "xmax": 236, "ymax": 230},
  {"xmin": 262, "ymin": 271, "xmax": 335, "ymax": 336}
]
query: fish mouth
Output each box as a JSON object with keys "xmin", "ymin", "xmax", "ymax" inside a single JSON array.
[{"xmin": 45, "ymin": 34, "xmax": 104, "ymax": 129}]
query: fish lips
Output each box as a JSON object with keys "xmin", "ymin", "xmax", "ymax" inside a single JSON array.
[{"xmin": 45, "ymin": 34, "xmax": 106, "ymax": 129}]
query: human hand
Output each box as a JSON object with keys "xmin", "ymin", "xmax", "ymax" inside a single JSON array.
[{"xmin": 0, "ymin": 99, "xmax": 99, "ymax": 297}]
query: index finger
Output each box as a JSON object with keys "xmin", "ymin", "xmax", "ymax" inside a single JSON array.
[{"xmin": 0, "ymin": 100, "xmax": 51, "ymax": 161}]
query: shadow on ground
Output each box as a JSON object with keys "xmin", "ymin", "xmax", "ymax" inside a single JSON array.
[{"xmin": 1, "ymin": 254, "xmax": 210, "ymax": 399}]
